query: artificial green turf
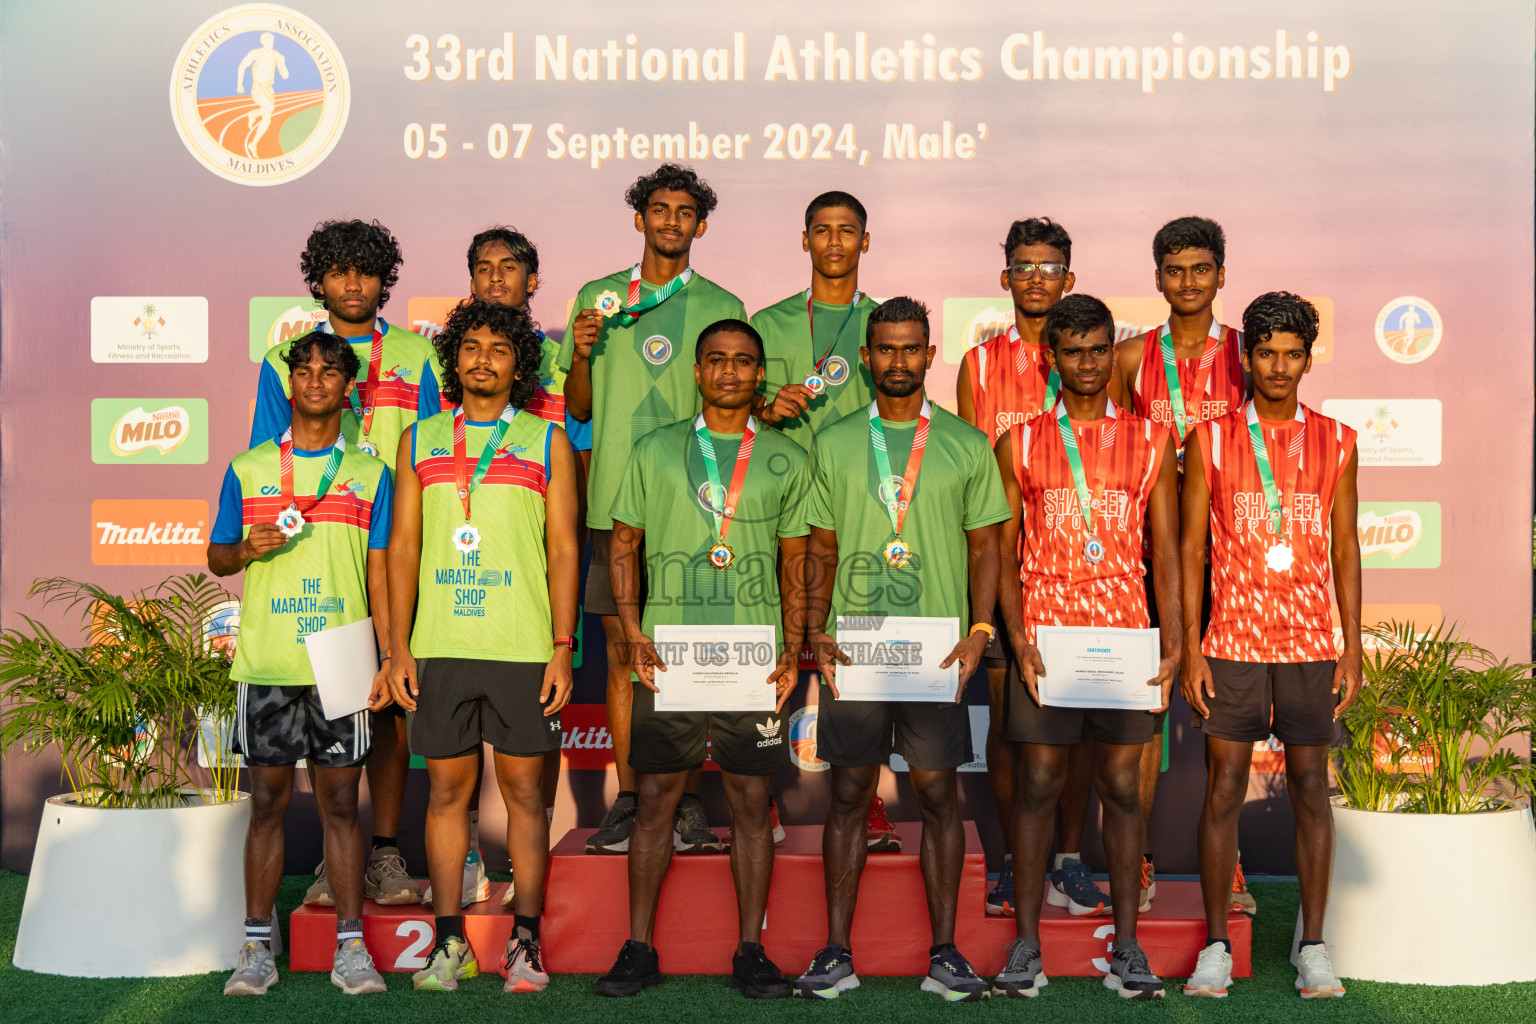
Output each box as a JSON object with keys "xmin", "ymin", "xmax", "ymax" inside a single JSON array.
[{"xmin": 2, "ymin": 871, "xmax": 1534, "ymax": 1023}]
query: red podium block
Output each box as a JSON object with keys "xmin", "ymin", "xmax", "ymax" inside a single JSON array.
[{"xmin": 290, "ymin": 822, "xmax": 1250, "ymax": 979}]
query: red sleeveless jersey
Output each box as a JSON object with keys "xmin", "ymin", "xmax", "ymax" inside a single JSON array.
[
  {"xmin": 1009, "ymin": 402, "xmax": 1170, "ymax": 642},
  {"xmin": 1197, "ymin": 403, "xmax": 1356, "ymax": 663},
  {"xmin": 965, "ymin": 327, "xmax": 1056, "ymax": 442},
  {"xmin": 1131, "ymin": 321, "xmax": 1246, "ymax": 450}
]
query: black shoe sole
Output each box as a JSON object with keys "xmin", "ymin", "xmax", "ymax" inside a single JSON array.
[{"xmin": 594, "ymin": 972, "xmax": 663, "ymax": 997}]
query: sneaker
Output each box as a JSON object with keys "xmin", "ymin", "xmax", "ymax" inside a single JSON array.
[
  {"xmin": 920, "ymin": 943, "xmax": 989, "ymax": 1002},
  {"xmin": 730, "ymin": 942, "xmax": 792, "ymax": 999},
  {"xmin": 1139, "ymin": 856, "xmax": 1156, "ymax": 913},
  {"xmin": 1230, "ymin": 856, "xmax": 1257, "ymax": 916},
  {"xmin": 1182, "ymin": 941, "xmax": 1233, "ymax": 998},
  {"xmin": 1045, "ymin": 857, "xmax": 1110, "ymax": 916},
  {"xmin": 303, "ymin": 861, "xmax": 334, "ymax": 906},
  {"xmin": 991, "ymin": 937, "xmax": 1047, "ymax": 998},
  {"xmin": 985, "ymin": 854, "xmax": 1015, "ymax": 916},
  {"xmin": 1104, "ymin": 940, "xmax": 1165, "ymax": 1000},
  {"xmin": 865, "ymin": 795, "xmax": 901, "ymax": 852},
  {"xmin": 502, "ymin": 934, "xmax": 550, "ymax": 993},
  {"xmin": 425, "ymin": 849, "xmax": 490, "ymax": 907},
  {"xmin": 500, "ymin": 870, "xmax": 517, "ymax": 907},
  {"xmin": 586, "ymin": 793, "xmax": 638, "ymax": 854},
  {"xmin": 224, "ymin": 940, "xmax": 277, "ymax": 996},
  {"xmin": 725, "ymin": 798, "xmax": 787, "ymax": 848},
  {"xmin": 595, "ymin": 939, "xmax": 663, "ymax": 997},
  {"xmin": 794, "ymin": 945, "xmax": 859, "ymax": 999},
  {"xmin": 366, "ymin": 846, "xmax": 423, "ymax": 905},
  {"xmin": 1294, "ymin": 944, "xmax": 1345, "ymax": 999},
  {"xmin": 331, "ymin": 937, "xmax": 387, "ymax": 995},
  {"xmin": 674, "ymin": 794, "xmax": 725, "ymax": 854},
  {"xmin": 412, "ymin": 935, "xmax": 478, "ymax": 991}
]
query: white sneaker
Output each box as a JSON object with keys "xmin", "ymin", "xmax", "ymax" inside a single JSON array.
[
  {"xmin": 1295, "ymin": 944, "xmax": 1345, "ymax": 999},
  {"xmin": 224, "ymin": 940, "xmax": 278, "ymax": 996},
  {"xmin": 424, "ymin": 849, "xmax": 490, "ymax": 907},
  {"xmin": 1182, "ymin": 941, "xmax": 1232, "ymax": 998}
]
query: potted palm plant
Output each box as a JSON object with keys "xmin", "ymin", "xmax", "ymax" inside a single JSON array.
[
  {"xmin": 1323, "ymin": 621, "xmax": 1536, "ymax": 984},
  {"xmin": 1, "ymin": 574, "xmax": 249, "ymax": 977}
]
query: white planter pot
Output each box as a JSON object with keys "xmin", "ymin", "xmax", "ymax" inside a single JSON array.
[
  {"xmin": 13, "ymin": 791, "xmax": 250, "ymax": 977},
  {"xmin": 1322, "ymin": 798, "xmax": 1536, "ymax": 984}
]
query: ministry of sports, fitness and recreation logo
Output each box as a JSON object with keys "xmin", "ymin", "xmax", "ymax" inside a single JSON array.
[
  {"xmin": 1375, "ymin": 296, "xmax": 1442, "ymax": 365},
  {"xmin": 788, "ymin": 706, "xmax": 827, "ymax": 772},
  {"xmin": 170, "ymin": 5, "xmax": 350, "ymax": 186},
  {"xmin": 642, "ymin": 335, "xmax": 673, "ymax": 365}
]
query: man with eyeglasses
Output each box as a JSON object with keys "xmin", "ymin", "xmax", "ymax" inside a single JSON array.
[
  {"xmin": 1109, "ymin": 216, "xmax": 1252, "ymax": 916},
  {"xmin": 957, "ymin": 219, "xmax": 1102, "ymax": 923}
]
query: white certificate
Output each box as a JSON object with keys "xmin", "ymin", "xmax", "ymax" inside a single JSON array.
[
  {"xmin": 653, "ymin": 624, "xmax": 777, "ymax": 712},
  {"xmin": 1035, "ymin": 626, "xmax": 1161, "ymax": 710},
  {"xmin": 834, "ymin": 616, "xmax": 960, "ymax": 702},
  {"xmin": 303, "ymin": 616, "xmax": 380, "ymax": 720}
]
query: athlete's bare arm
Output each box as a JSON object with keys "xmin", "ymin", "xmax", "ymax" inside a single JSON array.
[
  {"xmin": 565, "ymin": 308, "xmax": 602, "ymax": 420},
  {"xmin": 956, "ymin": 356, "xmax": 977, "ymax": 427},
  {"xmin": 1146, "ymin": 431, "xmax": 1183, "ymax": 712},
  {"xmin": 365, "ymin": 548, "xmax": 393, "ymax": 711},
  {"xmin": 806, "ymin": 525, "xmax": 850, "ymax": 696},
  {"xmin": 385, "ymin": 430, "xmax": 423, "ymax": 710},
  {"xmin": 1329, "ymin": 448, "xmax": 1363, "ymax": 716},
  {"xmin": 771, "ymin": 534, "xmax": 811, "ymax": 713},
  {"xmin": 1179, "ymin": 429, "xmax": 1214, "ymax": 716},
  {"xmin": 542, "ymin": 427, "xmax": 579, "ymax": 715},
  {"xmin": 1109, "ymin": 338, "xmax": 1142, "ymax": 412},
  {"xmin": 610, "ymin": 520, "xmax": 663, "ymax": 688},
  {"xmin": 207, "ymin": 524, "xmax": 286, "ymax": 576},
  {"xmin": 994, "ymin": 431, "xmax": 1045, "ymax": 700}
]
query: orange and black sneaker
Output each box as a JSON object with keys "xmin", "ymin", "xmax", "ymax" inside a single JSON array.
[
  {"xmin": 1138, "ymin": 855, "xmax": 1156, "ymax": 913},
  {"xmin": 1230, "ymin": 855, "xmax": 1257, "ymax": 916},
  {"xmin": 866, "ymin": 795, "xmax": 901, "ymax": 852}
]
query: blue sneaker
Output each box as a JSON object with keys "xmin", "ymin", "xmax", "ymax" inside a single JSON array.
[
  {"xmin": 1045, "ymin": 857, "xmax": 1109, "ymax": 917},
  {"xmin": 986, "ymin": 854, "xmax": 1015, "ymax": 916}
]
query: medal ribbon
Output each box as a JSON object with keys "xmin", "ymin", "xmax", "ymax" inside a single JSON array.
[
  {"xmin": 317, "ymin": 318, "xmax": 386, "ymax": 440},
  {"xmin": 868, "ymin": 399, "xmax": 932, "ymax": 540},
  {"xmin": 693, "ymin": 415, "xmax": 757, "ymax": 549},
  {"xmin": 1245, "ymin": 402, "xmax": 1306, "ymax": 542},
  {"xmin": 278, "ymin": 428, "xmax": 346, "ymax": 513},
  {"xmin": 1158, "ymin": 320, "xmax": 1222, "ymax": 442},
  {"xmin": 619, "ymin": 264, "xmax": 693, "ymax": 326},
  {"xmin": 805, "ymin": 288, "xmax": 862, "ymax": 374},
  {"xmin": 1054, "ymin": 400, "xmax": 1117, "ymax": 536},
  {"xmin": 1009, "ymin": 325, "xmax": 1061, "ymax": 413},
  {"xmin": 452, "ymin": 405, "xmax": 516, "ymax": 522}
]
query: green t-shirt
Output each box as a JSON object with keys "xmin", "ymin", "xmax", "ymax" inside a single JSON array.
[
  {"xmin": 408, "ymin": 409, "xmax": 556, "ymax": 662},
  {"xmin": 751, "ymin": 290, "xmax": 879, "ymax": 451},
  {"xmin": 557, "ymin": 268, "xmax": 746, "ymax": 529},
  {"xmin": 610, "ymin": 418, "xmax": 810, "ymax": 636},
  {"xmin": 806, "ymin": 400, "xmax": 1011, "ymax": 637}
]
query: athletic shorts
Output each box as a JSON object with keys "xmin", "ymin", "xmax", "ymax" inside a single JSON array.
[
  {"xmin": 1194, "ymin": 658, "xmax": 1339, "ymax": 746},
  {"xmin": 1005, "ymin": 660, "xmax": 1156, "ymax": 746},
  {"xmin": 628, "ymin": 680, "xmax": 787, "ymax": 776},
  {"xmin": 816, "ymin": 689, "xmax": 973, "ymax": 771},
  {"xmin": 406, "ymin": 658, "xmax": 562, "ymax": 759},
  {"xmin": 585, "ymin": 528, "xmax": 646, "ymax": 618},
  {"xmin": 232, "ymin": 682, "xmax": 371, "ymax": 768}
]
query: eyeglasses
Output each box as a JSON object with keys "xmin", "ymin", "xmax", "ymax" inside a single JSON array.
[{"xmin": 1008, "ymin": 261, "xmax": 1067, "ymax": 281}]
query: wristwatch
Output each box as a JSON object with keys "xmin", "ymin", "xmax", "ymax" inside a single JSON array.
[{"xmin": 553, "ymin": 635, "xmax": 579, "ymax": 654}]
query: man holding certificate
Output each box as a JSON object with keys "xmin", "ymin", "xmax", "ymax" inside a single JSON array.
[
  {"xmin": 992, "ymin": 294, "xmax": 1180, "ymax": 1001},
  {"xmin": 594, "ymin": 319, "xmax": 809, "ymax": 1000},
  {"xmin": 797, "ymin": 297, "xmax": 1010, "ymax": 1003}
]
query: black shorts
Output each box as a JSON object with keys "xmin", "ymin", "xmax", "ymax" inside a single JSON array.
[
  {"xmin": 1005, "ymin": 660, "xmax": 1157, "ymax": 746},
  {"xmin": 406, "ymin": 658, "xmax": 562, "ymax": 759},
  {"xmin": 1194, "ymin": 657, "xmax": 1339, "ymax": 746},
  {"xmin": 585, "ymin": 528, "xmax": 646, "ymax": 619},
  {"xmin": 816, "ymin": 689, "xmax": 973, "ymax": 771},
  {"xmin": 232, "ymin": 682, "xmax": 371, "ymax": 768},
  {"xmin": 628, "ymin": 680, "xmax": 787, "ymax": 776},
  {"xmin": 983, "ymin": 607, "xmax": 1012, "ymax": 669}
]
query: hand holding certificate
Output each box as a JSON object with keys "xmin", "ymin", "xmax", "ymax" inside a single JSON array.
[
  {"xmin": 1033, "ymin": 626, "xmax": 1165, "ymax": 711},
  {"xmin": 649, "ymin": 625, "xmax": 778, "ymax": 712},
  {"xmin": 831, "ymin": 616, "xmax": 961, "ymax": 702}
]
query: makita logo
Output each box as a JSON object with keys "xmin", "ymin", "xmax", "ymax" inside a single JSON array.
[
  {"xmin": 95, "ymin": 521, "xmax": 205, "ymax": 545},
  {"xmin": 563, "ymin": 725, "xmax": 613, "ymax": 750},
  {"xmin": 91, "ymin": 500, "xmax": 211, "ymax": 567},
  {"xmin": 756, "ymin": 718, "xmax": 783, "ymax": 748}
]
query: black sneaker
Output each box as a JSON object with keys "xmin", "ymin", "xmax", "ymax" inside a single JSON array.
[
  {"xmin": 594, "ymin": 939, "xmax": 663, "ymax": 997},
  {"xmin": 730, "ymin": 942, "xmax": 791, "ymax": 999},
  {"xmin": 1104, "ymin": 940, "xmax": 1165, "ymax": 1000},
  {"xmin": 586, "ymin": 793, "xmax": 638, "ymax": 854},
  {"xmin": 794, "ymin": 944, "xmax": 859, "ymax": 999},
  {"xmin": 920, "ymin": 943, "xmax": 989, "ymax": 1002}
]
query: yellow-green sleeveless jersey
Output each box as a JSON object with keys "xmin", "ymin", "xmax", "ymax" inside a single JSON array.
[{"xmin": 409, "ymin": 409, "xmax": 557, "ymax": 662}]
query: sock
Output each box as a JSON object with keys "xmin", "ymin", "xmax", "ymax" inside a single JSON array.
[
  {"xmin": 436, "ymin": 915, "xmax": 465, "ymax": 942},
  {"xmin": 469, "ymin": 811, "xmax": 480, "ymax": 851},
  {"xmin": 1053, "ymin": 851, "xmax": 1080, "ymax": 870},
  {"xmin": 371, "ymin": 835, "xmax": 397, "ymax": 852},
  {"xmin": 1205, "ymin": 936, "xmax": 1233, "ymax": 953},
  {"xmin": 1299, "ymin": 940, "xmax": 1324, "ymax": 950},
  {"xmin": 546, "ymin": 805, "xmax": 555, "ymax": 825},
  {"xmin": 682, "ymin": 792, "xmax": 702, "ymax": 803},
  {"xmin": 928, "ymin": 942, "xmax": 955, "ymax": 957},
  {"xmin": 1143, "ymin": 852, "xmax": 1154, "ymax": 864},
  {"xmin": 245, "ymin": 916, "xmax": 273, "ymax": 949},
  {"xmin": 337, "ymin": 918, "xmax": 363, "ymax": 948},
  {"xmin": 618, "ymin": 790, "xmax": 638, "ymax": 801},
  {"xmin": 513, "ymin": 914, "xmax": 541, "ymax": 942}
]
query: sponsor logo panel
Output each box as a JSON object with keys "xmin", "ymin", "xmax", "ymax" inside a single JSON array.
[
  {"xmin": 1357, "ymin": 502, "xmax": 1441, "ymax": 569},
  {"xmin": 91, "ymin": 500, "xmax": 210, "ymax": 566},
  {"xmin": 1375, "ymin": 296, "xmax": 1442, "ymax": 364},
  {"xmin": 91, "ymin": 297, "xmax": 208, "ymax": 363},
  {"xmin": 249, "ymin": 296, "xmax": 326, "ymax": 361},
  {"xmin": 1321, "ymin": 399, "xmax": 1441, "ymax": 467},
  {"xmin": 1102, "ymin": 298, "xmax": 1228, "ymax": 347},
  {"xmin": 407, "ymin": 297, "xmax": 460, "ymax": 341},
  {"xmin": 788, "ymin": 703, "xmax": 828, "ymax": 772},
  {"xmin": 91, "ymin": 399, "xmax": 209, "ymax": 464}
]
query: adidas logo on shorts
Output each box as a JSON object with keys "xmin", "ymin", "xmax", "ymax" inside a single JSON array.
[
  {"xmin": 756, "ymin": 718, "xmax": 783, "ymax": 749},
  {"xmin": 326, "ymin": 741, "xmax": 346, "ymax": 755}
]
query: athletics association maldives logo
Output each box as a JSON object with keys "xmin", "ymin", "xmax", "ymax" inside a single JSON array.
[
  {"xmin": 788, "ymin": 706, "xmax": 828, "ymax": 772},
  {"xmin": 203, "ymin": 600, "xmax": 242, "ymax": 659},
  {"xmin": 1375, "ymin": 296, "xmax": 1442, "ymax": 365},
  {"xmin": 170, "ymin": 5, "xmax": 350, "ymax": 186}
]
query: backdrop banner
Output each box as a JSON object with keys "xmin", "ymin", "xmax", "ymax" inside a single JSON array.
[{"xmin": 2, "ymin": 1, "xmax": 1531, "ymax": 874}]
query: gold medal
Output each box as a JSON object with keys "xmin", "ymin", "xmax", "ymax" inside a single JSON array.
[
  {"xmin": 709, "ymin": 542, "xmax": 735, "ymax": 569},
  {"xmin": 882, "ymin": 538, "xmax": 912, "ymax": 568}
]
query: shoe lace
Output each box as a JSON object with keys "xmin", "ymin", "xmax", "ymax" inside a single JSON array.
[
  {"xmin": 1195, "ymin": 943, "xmax": 1229, "ymax": 974},
  {"xmin": 337, "ymin": 939, "xmax": 376, "ymax": 974},
  {"xmin": 239, "ymin": 941, "xmax": 268, "ymax": 969},
  {"xmin": 810, "ymin": 946, "xmax": 847, "ymax": 975},
  {"xmin": 612, "ymin": 941, "xmax": 648, "ymax": 974},
  {"xmin": 422, "ymin": 939, "xmax": 456, "ymax": 971},
  {"xmin": 1059, "ymin": 859, "xmax": 1108, "ymax": 904},
  {"xmin": 739, "ymin": 945, "xmax": 780, "ymax": 981},
  {"xmin": 676, "ymin": 799, "xmax": 710, "ymax": 835},
  {"xmin": 1231, "ymin": 859, "xmax": 1248, "ymax": 893},
  {"xmin": 1002, "ymin": 939, "xmax": 1039, "ymax": 975},
  {"xmin": 598, "ymin": 797, "xmax": 637, "ymax": 831},
  {"xmin": 312, "ymin": 860, "xmax": 328, "ymax": 879},
  {"xmin": 373, "ymin": 850, "xmax": 409, "ymax": 878},
  {"xmin": 1298, "ymin": 945, "xmax": 1334, "ymax": 976},
  {"xmin": 507, "ymin": 936, "xmax": 543, "ymax": 974},
  {"xmin": 1116, "ymin": 943, "xmax": 1153, "ymax": 977},
  {"xmin": 990, "ymin": 858, "xmax": 1014, "ymax": 897},
  {"xmin": 867, "ymin": 795, "xmax": 894, "ymax": 832},
  {"xmin": 931, "ymin": 944, "xmax": 976, "ymax": 979}
]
